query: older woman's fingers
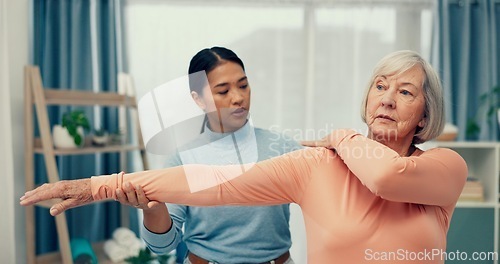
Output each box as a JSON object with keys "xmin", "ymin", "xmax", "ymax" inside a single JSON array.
[
  {"xmin": 20, "ymin": 183, "xmax": 59, "ymax": 206},
  {"xmin": 50, "ymin": 201, "xmax": 67, "ymax": 216},
  {"xmin": 49, "ymin": 198, "xmax": 81, "ymax": 216},
  {"xmin": 21, "ymin": 179, "xmax": 93, "ymax": 217},
  {"xmin": 20, "ymin": 184, "xmax": 47, "ymax": 203}
]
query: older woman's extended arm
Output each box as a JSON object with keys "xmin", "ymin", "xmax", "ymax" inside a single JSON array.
[{"xmin": 21, "ymin": 147, "xmax": 325, "ymax": 216}]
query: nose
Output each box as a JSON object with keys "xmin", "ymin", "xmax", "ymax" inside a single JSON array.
[
  {"xmin": 230, "ymin": 88, "xmax": 244, "ymax": 106},
  {"xmin": 380, "ymin": 91, "xmax": 395, "ymax": 108}
]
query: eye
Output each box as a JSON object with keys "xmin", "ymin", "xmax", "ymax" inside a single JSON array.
[
  {"xmin": 376, "ymin": 84, "xmax": 384, "ymax": 90},
  {"xmin": 218, "ymin": 90, "xmax": 228, "ymax": 95},
  {"xmin": 400, "ymin": 90, "xmax": 413, "ymax": 96},
  {"xmin": 240, "ymin": 84, "xmax": 248, "ymax": 89}
]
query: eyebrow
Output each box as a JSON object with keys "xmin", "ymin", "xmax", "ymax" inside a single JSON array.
[
  {"xmin": 375, "ymin": 76, "xmax": 387, "ymax": 83},
  {"xmin": 213, "ymin": 76, "xmax": 248, "ymax": 89},
  {"xmin": 377, "ymin": 75, "xmax": 418, "ymax": 89},
  {"xmin": 400, "ymin": 82, "xmax": 418, "ymax": 89}
]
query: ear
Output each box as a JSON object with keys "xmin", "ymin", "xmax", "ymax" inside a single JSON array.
[
  {"xmin": 418, "ymin": 116, "xmax": 426, "ymax": 128},
  {"xmin": 191, "ymin": 91, "xmax": 206, "ymax": 110}
]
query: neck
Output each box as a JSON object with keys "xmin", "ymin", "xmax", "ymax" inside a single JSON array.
[
  {"xmin": 206, "ymin": 119, "xmax": 246, "ymax": 134},
  {"xmin": 369, "ymin": 133, "xmax": 415, "ymax": 157}
]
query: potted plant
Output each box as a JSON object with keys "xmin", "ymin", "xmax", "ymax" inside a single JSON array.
[
  {"xmin": 109, "ymin": 129, "xmax": 125, "ymax": 145},
  {"xmin": 124, "ymin": 248, "xmax": 172, "ymax": 264},
  {"xmin": 92, "ymin": 128, "xmax": 109, "ymax": 147},
  {"xmin": 53, "ymin": 110, "xmax": 91, "ymax": 148},
  {"xmin": 466, "ymin": 85, "xmax": 500, "ymax": 140}
]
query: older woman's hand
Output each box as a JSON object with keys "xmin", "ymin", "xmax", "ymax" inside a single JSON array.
[
  {"xmin": 20, "ymin": 178, "xmax": 93, "ymax": 216},
  {"xmin": 115, "ymin": 182, "xmax": 163, "ymax": 211},
  {"xmin": 301, "ymin": 129, "xmax": 358, "ymax": 149}
]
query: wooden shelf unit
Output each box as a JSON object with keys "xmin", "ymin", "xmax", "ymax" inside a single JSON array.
[
  {"xmin": 425, "ymin": 141, "xmax": 499, "ymax": 263},
  {"xmin": 24, "ymin": 65, "xmax": 148, "ymax": 264}
]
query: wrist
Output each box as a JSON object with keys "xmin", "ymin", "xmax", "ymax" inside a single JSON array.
[
  {"xmin": 142, "ymin": 202, "xmax": 167, "ymax": 215},
  {"xmin": 143, "ymin": 204, "xmax": 172, "ymax": 234},
  {"xmin": 330, "ymin": 129, "xmax": 358, "ymax": 148}
]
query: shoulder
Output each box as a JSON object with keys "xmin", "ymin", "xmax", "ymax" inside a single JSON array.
[
  {"xmin": 279, "ymin": 147, "xmax": 342, "ymax": 173},
  {"xmin": 164, "ymin": 152, "xmax": 182, "ymax": 167},
  {"xmin": 254, "ymin": 127, "xmax": 302, "ymax": 154},
  {"xmin": 419, "ymin": 147, "xmax": 468, "ymax": 174},
  {"xmin": 254, "ymin": 127, "xmax": 301, "ymax": 147},
  {"xmin": 420, "ymin": 147, "xmax": 465, "ymax": 161}
]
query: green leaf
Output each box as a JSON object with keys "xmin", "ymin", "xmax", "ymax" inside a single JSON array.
[
  {"xmin": 157, "ymin": 254, "xmax": 172, "ymax": 264},
  {"xmin": 466, "ymin": 118, "xmax": 480, "ymax": 139},
  {"xmin": 60, "ymin": 110, "xmax": 91, "ymax": 146},
  {"xmin": 74, "ymin": 134, "xmax": 82, "ymax": 146},
  {"xmin": 124, "ymin": 248, "xmax": 156, "ymax": 264}
]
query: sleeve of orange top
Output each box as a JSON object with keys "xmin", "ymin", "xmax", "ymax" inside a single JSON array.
[
  {"xmin": 91, "ymin": 148, "xmax": 326, "ymax": 207},
  {"xmin": 334, "ymin": 129, "xmax": 468, "ymax": 206}
]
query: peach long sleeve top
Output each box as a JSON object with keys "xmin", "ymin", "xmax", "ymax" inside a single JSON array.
[{"xmin": 92, "ymin": 131, "xmax": 467, "ymax": 263}]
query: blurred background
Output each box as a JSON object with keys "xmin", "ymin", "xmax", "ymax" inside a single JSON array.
[{"xmin": 2, "ymin": 0, "xmax": 499, "ymax": 263}]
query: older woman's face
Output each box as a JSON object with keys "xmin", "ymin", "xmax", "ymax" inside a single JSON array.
[{"xmin": 365, "ymin": 65, "xmax": 426, "ymax": 143}]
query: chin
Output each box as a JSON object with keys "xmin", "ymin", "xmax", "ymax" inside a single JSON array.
[
  {"xmin": 222, "ymin": 118, "xmax": 247, "ymax": 131},
  {"xmin": 369, "ymin": 128, "xmax": 399, "ymax": 142}
]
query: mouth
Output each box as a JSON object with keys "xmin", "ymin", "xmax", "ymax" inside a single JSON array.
[
  {"xmin": 231, "ymin": 108, "xmax": 248, "ymax": 117},
  {"xmin": 376, "ymin": 114, "xmax": 395, "ymax": 122}
]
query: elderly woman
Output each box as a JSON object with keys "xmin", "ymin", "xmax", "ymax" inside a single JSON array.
[{"xmin": 21, "ymin": 50, "xmax": 467, "ymax": 263}]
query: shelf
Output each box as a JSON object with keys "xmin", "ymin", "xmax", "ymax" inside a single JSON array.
[
  {"xmin": 429, "ymin": 143, "xmax": 499, "ymax": 205},
  {"xmin": 34, "ymin": 137, "xmax": 144, "ymax": 155},
  {"xmin": 34, "ymin": 144, "xmax": 144, "ymax": 156},
  {"xmin": 24, "ymin": 66, "xmax": 149, "ymax": 264},
  {"xmin": 43, "ymin": 89, "xmax": 137, "ymax": 107},
  {"xmin": 430, "ymin": 140, "xmax": 500, "ymax": 261},
  {"xmin": 456, "ymin": 201, "xmax": 497, "ymax": 208},
  {"xmin": 428, "ymin": 141, "xmax": 498, "ymax": 148}
]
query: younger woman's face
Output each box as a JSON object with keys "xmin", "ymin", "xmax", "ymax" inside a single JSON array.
[{"xmin": 193, "ymin": 61, "xmax": 251, "ymax": 133}]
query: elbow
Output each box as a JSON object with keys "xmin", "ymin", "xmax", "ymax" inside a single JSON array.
[
  {"xmin": 146, "ymin": 239, "xmax": 178, "ymax": 256},
  {"xmin": 365, "ymin": 166, "xmax": 400, "ymax": 198},
  {"xmin": 372, "ymin": 156, "xmax": 419, "ymax": 198},
  {"xmin": 148, "ymin": 245, "xmax": 173, "ymax": 256}
]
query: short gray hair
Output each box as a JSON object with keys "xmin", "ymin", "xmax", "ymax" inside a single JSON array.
[{"xmin": 360, "ymin": 50, "xmax": 445, "ymax": 144}]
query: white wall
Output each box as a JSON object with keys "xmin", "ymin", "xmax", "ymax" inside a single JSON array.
[{"xmin": 0, "ymin": 0, "xmax": 29, "ymax": 262}]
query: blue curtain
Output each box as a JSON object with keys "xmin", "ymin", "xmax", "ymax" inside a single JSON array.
[
  {"xmin": 432, "ymin": 0, "xmax": 500, "ymax": 141},
  {"xmin": 32, "ymin": 0, "xmax": 125, "ymax": 254}
]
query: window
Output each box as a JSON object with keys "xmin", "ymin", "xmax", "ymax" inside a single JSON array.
[{"xmin": 124, "ymin": 0, "xmax": 432, "ymax": 160}]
